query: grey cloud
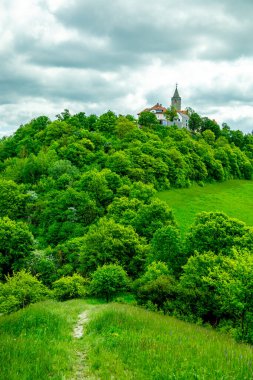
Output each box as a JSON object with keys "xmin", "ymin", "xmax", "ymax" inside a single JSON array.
[
  {"xmin": 190, "ymin": 87, "xmax": 253, "ymax": 109},
  {"xmin": 226, "ymin": 117, "xmax": 253, "ymax": 134},
  {"xmin": 52, "ymin": 0, "xmax": 253, "ymax": 62},
  {"xmin": 1, "ymin": 0, "xmax": 253, "ymax": 136},
  {"xmin": 0, "ymin": 63, "xmax": 42, "ymax": 104}
]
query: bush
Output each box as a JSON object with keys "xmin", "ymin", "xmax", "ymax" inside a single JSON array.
[
  {"xmin": 0, "ymin": 270, "xmax": 49, "ymax": 314},
  {"xmin": 135, "ymin": 275, "xmax": 178, "ymax": 311},
  {"xmin": 90, "ymin": 264, "xmax": 129, "ymax": 302},
  {"xmin": 52, "ymin": 274, "xmax": 88, "ymax": 301}
]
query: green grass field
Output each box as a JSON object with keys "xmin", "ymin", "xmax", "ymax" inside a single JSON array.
[
  {"xmin": 157, "ymin": 180, "xmax": 253, "ymax": 234},
  {"xmin": 85, "ymin": 303, "xmax": 253, "ymax": 379},
  {"xmin": 1, "ymin": 301, "xmax": 253, "ymax": 379},
  {"xmin": 0, "ymin": 300, "xmax": 93, "ymax": 380}
]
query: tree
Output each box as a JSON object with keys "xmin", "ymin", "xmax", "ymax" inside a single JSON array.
[
  {"xmin": 52, "ymin": 274, "xmax": 87, "ymax": 301},
  {"xmin": 0, "ymin": 179, "xmax": 28, "ymax": 220},
  {"xmin": 186, "ymin": 212, "xmax": 253, "ymax": 256},
  {"xmin": 0, "ymin": 270, "xmax": 49, "ymax": 313},
  {"xmin": 116, "ymin": 116, "xmax": 136, "ymax": 139},
  {"xmin": 138, "ymin": 111, "xmax": 159, "ymax": 127},
  {"xmin": 79, "ymin": 218, "xmax": 147, "ymax": 276},
  {"xmin": 149, "ymin": 225, "xmax": 184, "ymax": 275},
  {"xmin": 201, "ymin": 117, "xmax": 221, "ymax": 138},
  {"xmin": 95, "ymin": 110, "xmax": 117, "ymax": 134},
  {"xmin": 0, "ymin": 217, "xmax": 34, "ymax": 279},
  {"xmin": 78, "ymin": 169, "xmax": 114, "ymax": 207},
  {"xmin": 202, "ymin": 129, "xmax": 215, "ymax": 145},
  {"xmin": 134, "ymin": 262, "xmax": 176, "ymax": 311},
  {"xmin": 189, "ymin": 112, "xmax": 202, "ymax": 132},
  {"xmin": 56, "ymin": 109, "xmax": 71, "ymax": 121},
  {"xmin": 179, "ymin": 251, "xmax": 223, "ymax": 324},
  {"xmin": 107, "ymin": 151, "xmax": 132, "ymax": 175},
  {"xmin": 135, "ymin": 275, "xmax": 177, "ymax": 311},
  {"xmin": 164, "ymin": 106, "xmax": 178, "ymax": 123},
  {"xmin": 204, "ymin": 249, "xmax": 253, "ymax": 342},
  {"xmin": 90, "ymin": 264, "xmax": 129, "ymax": 302},
  {"xmin": 132, "ymin": 199, "xmax": 176, "ymax": 240},
  {"xmin": 138, "ymin": 261, "xmax": 172, "ymax": 284}
]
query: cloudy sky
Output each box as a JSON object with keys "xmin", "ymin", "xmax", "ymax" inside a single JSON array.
[{"xmin": 1, "ymin": 0, "xmax": 253, "ymax": 137}]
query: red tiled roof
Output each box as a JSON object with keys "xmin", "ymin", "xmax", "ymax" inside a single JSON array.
[
  {"xmin": 149, "ymin": 103, "xmax": 167, "ymax": 112},
  {"xmin": 138, "ymin": 103, "xmax": 167, "ymax": 115}
]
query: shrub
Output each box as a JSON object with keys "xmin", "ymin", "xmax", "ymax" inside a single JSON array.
[
  {"xmin": 135, "ymin": 275, "xmax": 178, "ymax": 311},
  {"xmin": 0, "ymin": 270, "xmax": 49, "ymax": 314},
  {"xmin": 52, "ymin": 274, "xmax": 88, "ymax": 301},
  {"xmin": 90, "ymin": 264, "xmax": 129, "ymax": 302}
]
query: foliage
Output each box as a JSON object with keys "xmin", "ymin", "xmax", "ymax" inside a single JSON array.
[
  {"xmin": 26, "ymin": 249, "xmax": 58, "ymax": 286},
  {"xmin": 186, "ymin": 211, "xmax": 253, "ymax": 255},
  {"xmin": 0, "ymin": 217, "xmax": 34, "ymax": 279},
  {"xmin": 138, "ymin": 111, "xmax": 159, "ymax": 126},
  {"xmin": 0, "ymin": 108, "xmax": 253, "ymax": 344},
  {"xmin": 79, "ymin": 218, "xmax": 147, "ymax": 276},
  {"xmin": 136, "ymin": 275, "xmax": 177, "ymax": 310},
  {"xmin": 137, "ymin": 261, "xmax": 172, "ymax": 284},
  {"xmin": 0, "ymin": 270, "xmax": 49, "ymax": 313},
  {"xmin": 52, "ymin": 274, "xmax": 88, "ymax": 301},
  {"xmin": 131, "ymin": 199, "xmax": 176, "ymax": 240},
  {"xmin": 164, "ymin": 106, "xmax": 178, "ymax": 123},
  {"xmin": 90, "ymin": 264, "xmax": 129, "ymax": 302},
  {"xmin": 0, "ymin": 179, "xmax": 28, "ymax": 219},
  {"xmin": 204, "ymin": 249, "xmax": 253, "ymax": 343},
  {"xmin": 149, "ymin": 225, "xmax": 184, "ymax": 274}
]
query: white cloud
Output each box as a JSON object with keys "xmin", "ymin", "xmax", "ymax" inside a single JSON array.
[{"xmin": 1, "ymin": 0, "xmax": 253, "ymax": 136}]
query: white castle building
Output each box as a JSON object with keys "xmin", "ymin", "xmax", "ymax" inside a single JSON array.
[{"xmin": 139, "ymin": 86, "xmax": 189, "ymax": 128}]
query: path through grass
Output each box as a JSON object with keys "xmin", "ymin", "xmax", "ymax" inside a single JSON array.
[
  {"xmin": 2, "ymin": 300, "xmax": 253, "ymax": 379},
  {"xmin": 157, "ymin": 180, "xmax": 253, "ymax": 234},
  {"xmin": 0, "ymin": 300, "xmax": 96, "ymax": 380}
]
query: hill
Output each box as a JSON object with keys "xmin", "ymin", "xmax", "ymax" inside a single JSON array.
[
  {"xmin": 1, "ymin": 300, "xmax": 253, "ymax": 379},
  {"xmin": 1, "ymin": 111, "xmax": 253, "ymax": 346},
  {"xmin": 157, "ymin": 179, "xmax": 253, "ymax": 234}
]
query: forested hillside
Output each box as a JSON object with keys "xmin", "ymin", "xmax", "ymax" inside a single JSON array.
[{"xmin": 1, "ymin": 110, "xmax": 253, "ymax": 342}]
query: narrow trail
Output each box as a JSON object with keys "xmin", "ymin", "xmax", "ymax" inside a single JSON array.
[
  {"xmin": 71, "ymin": 310, "xmax": 94, "ymax": 380},
  {"xmin": 73, "ymin": 311, "xmax": 89, "ymax": 339}
]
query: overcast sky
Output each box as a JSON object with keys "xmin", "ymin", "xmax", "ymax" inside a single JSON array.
[{"xmin": 1, "ymin": 0, "xmax": 253, "ymax": 137}]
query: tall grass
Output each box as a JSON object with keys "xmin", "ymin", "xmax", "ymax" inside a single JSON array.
[
  {"xmin": 0, "ymin": 300, "xmax": 89, "ymax": 380},
  {"xmin": 157, "ymin": 180, "xmax": 253, "ymax": 234},
  {"xmin": 85, "ymin": 304, "xmax": 253, "ymax": 379}
]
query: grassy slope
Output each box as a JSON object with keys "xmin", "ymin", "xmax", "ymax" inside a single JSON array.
[
  {"xmin": 0, "ymin": 300, "xmax": 95, "ymax": 380},
  {"xmin": 85, "ymin": 303, "xmax": 253, "ymax": 380},
  {"xmin": 1, "ymin": 301, "xmax": 253, "ymax": 379},
  {"xmin": 157, "ymin": 180, "xmax": 253, "ymax": 235}
]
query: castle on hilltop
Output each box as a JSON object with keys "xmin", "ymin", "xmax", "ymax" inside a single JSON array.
[{"xmin": 139, "ymin": 85, "xmax": 189, "ymax": 128}]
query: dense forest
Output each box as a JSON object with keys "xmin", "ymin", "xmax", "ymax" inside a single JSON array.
[{"xmin": 1, "ymin": 109, "xmax": 253, "ymax": 343}]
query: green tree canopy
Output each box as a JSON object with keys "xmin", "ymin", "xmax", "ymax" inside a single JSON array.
[
  {"xmin": 0, "ymin": 217, "xmax": 34, "ymax": 278},
  {"xmin": 90, "ymin": 264, "xmax": 129, "ymax": 302},
  {"xmin": 138, "ymin": 111, "xmax": 159, "ymax": 127},
  {"xmin": 79, "ymin": 218, "xmax": 147, "ymax": 276},
  {"xmin": 186, "ymin": 212, "xmax": 253, "ymax": 256}
]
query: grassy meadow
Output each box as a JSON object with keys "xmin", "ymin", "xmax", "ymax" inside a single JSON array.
[
  {"xmin": 0, "ymin": 300, "xmax": 94, "ymax": 380},
  {"xmin": 85, "ymin": 303, "xmax": 253, "ymax": 379},
  {"xmin": 1, "ymin": 300, "xmax": 253, "ymax": 379},
  {"xmin": 157, "ymin": 180, "xmax": 253, "ymax": 234}
]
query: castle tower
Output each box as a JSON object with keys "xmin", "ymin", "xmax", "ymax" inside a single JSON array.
[{"xmin": 171, "ymin": 84, "xmax": 181, "ymax": 111}]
